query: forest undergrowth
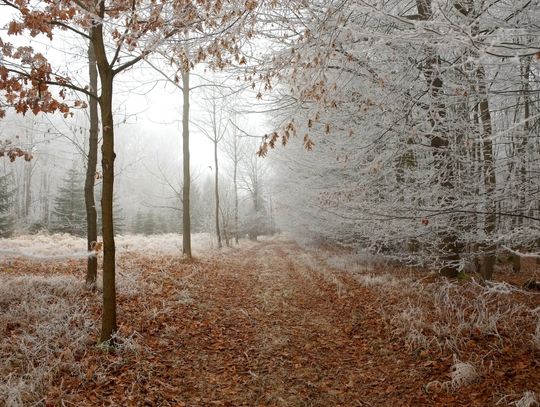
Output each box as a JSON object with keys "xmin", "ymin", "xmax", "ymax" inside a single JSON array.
[{"xmin": 1, "ymin": 236, "xmax": 539, "ymax": 406}]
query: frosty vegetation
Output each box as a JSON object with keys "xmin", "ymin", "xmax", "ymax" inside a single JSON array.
[
  {"xmin": 0, "ymin": 274, "xmax": 94, "ymax": 406},
  {"xmin": 0, "ymin": 0, "xmax": 539, "ymax": 405},
  {"xmin": 262, "ymin": 0, "xmax": 540, "ymax": 280}
]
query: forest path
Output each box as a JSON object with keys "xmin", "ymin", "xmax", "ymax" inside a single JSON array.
[{"xmin": 51, "ymin": 241, "xmax": 454, "ymax": 406}]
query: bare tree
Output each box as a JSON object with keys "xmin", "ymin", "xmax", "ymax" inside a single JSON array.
[{"xmin": 193, "ymin": 84, "xmax": 230, "ymax": 248}]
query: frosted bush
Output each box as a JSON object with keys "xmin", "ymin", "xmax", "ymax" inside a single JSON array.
[
  {"xmin": 448, "ymin": 358, "xmax": 479, "ymax": 390},
  {"xmin": 354, "ymin": 273, "xmax": 401, "ymax": 289},
  {"xmin": 391, "ymin": 304, "xmax": 434, "ymax": 349},
  {"xmin": 425, "ymin": 357, "xmax": 479, "ymax": 393}
]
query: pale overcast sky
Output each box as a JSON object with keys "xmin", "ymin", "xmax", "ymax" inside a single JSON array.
[{"xmin": 0, "ymin": 9, "xmax": 269, "ymax": 171}]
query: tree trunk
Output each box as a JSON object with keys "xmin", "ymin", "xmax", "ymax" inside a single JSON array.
[
  {"xmin": 233, "ymin": 133, "xmax": 239, "ymax": 244},
  {"xmin": 214, "ymin": 138, "xmax": 222, "ymax": 249},
  {"xmin": 221, "ymin": 209, "xmax": 230, "ymax": 247},
  {"xmin": 269, "ymin": 196, "xmax": 275, "ymax": 235},
  {"xmin": 98, "ymin": 73, "xmax": 116, "ymax": 343},
  {"xmin": 91, "ymin": 12, "xmax": 117, "ymax": 343},
  {"xmin": 85, "ymin": 40, "xmax": 99, "ymax": 290},
  {"xmin": 396, "ymin": 136, "xmax": 418, "ymax": 252},
  {"xmin": 40, "ymin": 171, "xmax": 50, "ymax": 226},
  {"xmin": 249, "ymin": 175, "xmax": 259, "ymax": 241},
  {"xmin": 477, "ymin": 65, "xmax": 496, "ymax": 280},
  {"xmin": 517, "ymin": 57, "xmax": 539, "ymax": 266},
  {"xmin": 24, "ymin": 158, "xmax": 32, "ymax": 219},
  {"xmin": 417, "ymin": 0, "xmax": 460, "ymax": 277},
  {"xmin": 181, "ymin": 69, "xmax": 192, "ymax": 258}
]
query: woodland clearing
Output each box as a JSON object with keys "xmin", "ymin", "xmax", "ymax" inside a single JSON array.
[{"xmin": 1, "ymin": 234, "xmax": 539, "ymax": 406}]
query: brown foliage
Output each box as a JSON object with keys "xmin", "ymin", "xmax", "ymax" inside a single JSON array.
[
  {"xmin": 0, "ymin": 139, "xmax": 33, "ymax": 161},
  {"xmin": 3, "ymin": 242, "xmax": 537, "ymax": 406}
]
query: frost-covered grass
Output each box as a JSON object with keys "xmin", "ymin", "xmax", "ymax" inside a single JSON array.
[
  {"xmin": 512, "ymin": 391, "xmax": 539, "ymax": 407},
  {"xmin": 0, "ymin": 275, "xmax": 96, "ymax": 406},
  {"xmin": 533, "ymin": 317, "xmax": 540, "ymax": 351},
  {"xmin": 306, "ymin": 244, "xmax": 537, "ymax": 355},
  {"xmin": 0, "ymin": 232, "xmax": 267, "ymax": 261},
  {"xmin": 426, "ymin": 356, "xmax": 480, "ymax": 393},
  {"xmin": 0, "ymin": 232, "xmax": 224, "ymax": 262},
  {"xmin": 379, "ymin": 276, "xmax": 535, "ymax": 358},
  {"xmin": 391, "ymin": 303, "xmax": 436, "ymax": 350},
  {"xmin": 325, "ymin": 251, "xmax": 387, "ymax": 272},
  {"xmin": 115, "ymin": 233, "xmax": 216, "ymax": 255},
  {"xmin": 497, "ymin": 391, "xmax": 540, "ymax": 406},
  {"xmin": 0, "ymin": 233, "xmax": 91, "ymax": 260},
  {"xmin": 287, "ymin": 241, "xmax": 540, "ymax": 400}
]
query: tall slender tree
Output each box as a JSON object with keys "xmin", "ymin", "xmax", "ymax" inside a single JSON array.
[
  {"xmin": 195, "ymin": 85, "xmax": 230, "ymax": 248},
  {"xmin": 181, "ymin": 68, "xmax": 192, "ymax": 258},
  {"xmin": 85, "ymin": 40, "xmax": 99, "ymax": 289},
  {"xmin": 0, "ymin": 172, "xmax": 14, "ymax": 238}
]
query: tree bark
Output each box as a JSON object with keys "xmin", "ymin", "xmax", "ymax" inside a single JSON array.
[
  {"xmin": 91, "ymin": 7, "xmax": 117, "ymax": 343},
  {"xmin": 85, "ymin": 40, "xmax": 99, "ymax": 289},
  {"xmin": 476, "ymin": 65, "xmax": 497, "ymax": 280},
  {"xmin": 98, "ymin": 72, "xmax": 116, "ymax": 343},
  {"xmin": 517, "ymin": 57, "xmax": 539, "ymax": 266},
  {"xmin": 456, "ymin": 1, "xmax": 496, "ymax": 280},
  {"xmin": 417, "ymin": 0, "xmax": 460, "ymax": 277},
  {"xmin": 477, "ymin": 65, "xmax": 496, "ymax": 280},
  {"xmin": 233, "ymin": 135, "xmax": 239, "ymax": 244},
  {"xmin": 214, "ymin": 137, "xmax": 222, "ymax": 248},
  {"xmin": 181, "ymin": 69, "xmax": 192, "ymax": 258},
  {"xmin": 249, "ymin": 170, "xmax": 260, "ymax": 241},
  {"xmin": 24, "ymin": 158, "xmax": 32, "ymax": 219}
]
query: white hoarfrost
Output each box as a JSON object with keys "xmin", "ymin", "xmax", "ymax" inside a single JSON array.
[
  {"xmin": 0, "ymin": 232, "xmax": 219, "ymax": 261},
  {"xmin": 513, "ymin": 392, "xmax": 539, "ymax": 407},
  {"xmin": 0, "ymin": 232, "xmax": 229, "ymax": 406},
  {"xmin": 447, "ymin": 357, "xmax": 479, "ymax": 390},
  {"xmin": 0, "ymin": 275, "xmax": 95, "ymax": 406},
  {"xmin": 425, "ymin": 356, "xmax": 479, "ymax": 393},
  {"xmin": 0, "ymin": 234, "xmax": 92, "ymax": 260}
]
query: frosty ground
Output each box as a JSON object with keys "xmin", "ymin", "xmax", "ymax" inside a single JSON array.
[{"xmin": 1, "ymin": 234, "xmax": 539, "ymax": 406}]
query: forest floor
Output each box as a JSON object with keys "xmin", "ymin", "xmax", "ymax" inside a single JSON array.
[{"xmin": 1, "ymin": 235, "xmax": 540, "ymax": 406}]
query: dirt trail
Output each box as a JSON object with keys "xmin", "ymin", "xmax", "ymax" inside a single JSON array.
[{"xmin": 47, "ymin": 241, "xmax": 530, "ymax": 406}]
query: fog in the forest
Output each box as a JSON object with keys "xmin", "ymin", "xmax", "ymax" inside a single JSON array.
[
  {"xmin": 2, "ymin": 0, "xmax": 540, "ymax": 268},
  {"xmin": 1, "ymin": 1, "xmax": 540, "ymax": 406}
]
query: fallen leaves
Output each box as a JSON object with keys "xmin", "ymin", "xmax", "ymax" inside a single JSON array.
[{"xmin": 2, "ymin": 242, "xmax": 539, "ymax": 406}]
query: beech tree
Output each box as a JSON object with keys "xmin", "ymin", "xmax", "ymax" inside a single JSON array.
[
  {"xmin": 181, "ymin": 68, "xmax": 192, "ymax": 257},
  {"xmin": 262, "ymin": 0, "xmax": 540, "ymax": 278},
  {"xmin": 223, "ymin": 114, "xmax": 246, "ymax": 244},
  {"xmin": 0, "ymin": 0, "xmax": 278, "ymax": 342},
  {"xmin": 194, "ymin": 84, "xmax": 231, "ymax": 248},
  {"xmin": 85, "ymin": 40, "xmax": 99, "ymax": 289}
]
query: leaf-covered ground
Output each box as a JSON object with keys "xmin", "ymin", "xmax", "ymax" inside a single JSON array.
[{"xmin": 2, "ymin": 238, "xmax": 539, "ymax": 406}]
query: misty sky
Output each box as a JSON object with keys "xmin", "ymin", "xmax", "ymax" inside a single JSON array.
[{"xmin": 0, "ymin": 9, "xmax": 269, "ymax": 171}]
